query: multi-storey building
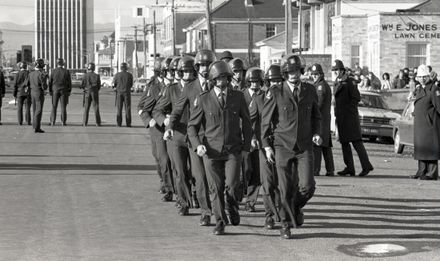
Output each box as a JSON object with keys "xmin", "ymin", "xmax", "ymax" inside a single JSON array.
[{"xmin": 35, "ymin": 0, "xmax": 94, "ymax": 69}]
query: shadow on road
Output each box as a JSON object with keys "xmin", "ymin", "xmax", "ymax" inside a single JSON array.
[{"xmin": 0, "ymin": 163, "xmax": 157, "ymax": 171}]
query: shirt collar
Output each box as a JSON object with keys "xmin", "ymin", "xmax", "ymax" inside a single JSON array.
[
  {"xmin": 214, "ymin": 86, "xmax": 227, "ymax": 97},
  {"xmin": 286, "ymin": 81, "xmax": 300, "ymax": 94}
]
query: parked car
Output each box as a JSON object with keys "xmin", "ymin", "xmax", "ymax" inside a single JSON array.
[
  {"xmin": 101, "ymin": 76, "xmax": 113, "ymax": 88},
  {"xmin": 392, "ymin": 98, "xmax": 415, "ymax": 154},
  {"xmin": 133, "ymin": 78, "xmax": 148, "ymax": 93},
  {"xmin": 331, "ymin": 91, "xmax": 400, "ymax": 142}
]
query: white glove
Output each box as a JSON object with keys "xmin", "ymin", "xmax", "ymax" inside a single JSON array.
[
  {"xmin": 149, "ymin": 118, "xmax": 156, "ymax": 127},
  {"xmin": 138, "ymin": 109, "xmax": 143, "ymax": 115},
  {"xmin": 196, "ymin": 145, "xmax": 207, "ymax": 157},
  {"xmin": 251, "ymin": 139, "xmax": 260, "ymax": 151},
  {"xmin": 264, "ymin": 147, "xmax": 275, "ymax": 164},
  {"xmin": 163, "ymin": 129, "xmax": 174, "ymax": 141},
  {"xmin": 164, "ymin": 117, "xmax": 170, "ymax": 127},
  {"xmin": 312, "ymin": 134, "xmax": 323, "ymax": 146}
]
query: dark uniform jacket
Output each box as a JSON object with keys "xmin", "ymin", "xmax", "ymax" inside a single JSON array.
[
  {"xmin": 153, "ymin": 81, "xmax": 186, "ymax": 133},
  {"xmin": 244, "ymin": 89, "xmax": 264, "ymax": 142},
  {"xmin": 113, "ymin": 71, "xmax": 133, "ymax": 93},
  {"xmin": 138, "ymin": 76, "xmax": 159, "ymax": 111},
  {"xmin": 81, "ymin": 72, "xmax": 101, "ymax": 93},
  {"xmin": 14, "ymin": 70, "xmax": 30, "ymax": 97},
  {"xmin": 262, "ymin": 81, "xmax": 321, "ymax": 151},
  {"xmin": 314, "ymin": 77, "xmax": 332, "ymax": 147},
  {"xmin": 187, "ymin": 86, "xmax": 252, "ymax": 159},
  {"xmin": 334, "ymin": 74, "xmax": 362, "ymax": 143},
  {"xmin": 26, "ymin": 70, "xmax": 48, "ymax": 95},
  {"xmin": 0, "ymin": 71, "xmax": 5, "ymax": 97},
  {"xmin": 139, "ymin": 79, "xmax": 166, "ymax": 135},
  {"xmin": 414, "ymin": 81, "xmax": 440, "ymax": 160},
  {"xmin": 49, "ymin": 67, "xmax": 71, "ymax": 95}
]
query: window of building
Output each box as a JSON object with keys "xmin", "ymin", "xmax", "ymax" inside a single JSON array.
[
  {"xmin": 137, "ymin": 8, "xmax": 143, "ymax": 17},
  {"xmin": 304, "ymin": 23, "xmax": 310, "ymax": 49},
  {"xmin": 266, "ymin": 24, "xmax": 276, "ymax": 38},
  {"xmin": 327, "ymin": 2, "xmax": 335, "ymax": 46},
  {"xmin": 407, "ymin": 43, "xmax": 427, "ymax": 68},
  {"xmin": 351, "ymin": 45, "xmax": 360, "ymax": 68}
]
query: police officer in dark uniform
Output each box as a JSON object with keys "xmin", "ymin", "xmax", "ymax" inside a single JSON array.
[
  {"xmin": 154, "ymin": 56, "xmax": 196, "ymax": 216},
  {"xmin": 262, "ymin": 55, "xmax": 321, "ymax": 239},
  {"xmin": 412, "ymin": 64, "xmax": 440, "ymax": 180},
  {"xmin": 229, "ymin": 58, "xmax": 247, "ymax": 91},
  {"xmin": 332, "ymin": 60, "xmax": 374, "ymax": 177},
  {"xmin": 0, "ymin": 67, "xmax": 4, "ymax": 125},
  {"xmin": 242, "ymin": 67, "xmax": 264, "ymax": 213},
  {"xmin": 310, "ymin": 63, "xmax": 335, "ymax": 176},
  {"xmin": 138, "ymin": 57, "xmax": 174, "ymax": 201},
  {"xmin": 14, "ymin": 62, "xmax": 31, "ymax": 125},
  {"xmin": 49, "ymin": 58, "xmax": 71, "ymax": 126},
  {"xmin": 219, "ymin": 50, "xmax": 233, "ymax": 63},
  {"xmin": 82, "ymin": 63, "xmax": 101, "ymax": 126},
  {"xmin": 113, "ymin": 62, "xmax": 133, "ymax": 127},
  {"xmin": 194, "ymin": 50, "xmax": 216, "ymax": 91},
  {"xmin": 187, "ymin": 60, "xmax": 252, "ymax": 235},
  {"xmin": 25, "ymin": 58, "xmax": 48, "ymax": 133}
]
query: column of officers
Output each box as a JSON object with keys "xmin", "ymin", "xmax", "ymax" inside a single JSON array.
[
  {"xmin": 6, "ymin": 58, "xmax": 134, "ymax": 132},
  {"xmin": 139, "ymin": 50, "xmax": 375, "ymax": 239}
]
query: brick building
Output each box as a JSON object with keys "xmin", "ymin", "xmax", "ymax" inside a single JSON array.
[{"xmin": 183, "ymin": 0, "xmax": 286, "ymax": 66}]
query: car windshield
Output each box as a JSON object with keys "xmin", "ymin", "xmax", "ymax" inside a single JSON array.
[{"xmin": 358, "ymin": 94, "xmax": 389, "ymax": 109}]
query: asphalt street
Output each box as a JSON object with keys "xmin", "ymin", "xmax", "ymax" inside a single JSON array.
[{"xmin": 1, "ymin": 88, "xmax": 439, "ymax": 261}]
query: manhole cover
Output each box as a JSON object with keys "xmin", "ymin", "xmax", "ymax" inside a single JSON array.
[{"xmin": 337, "ymin": 241, "xmax": 438, "ymax": 258}]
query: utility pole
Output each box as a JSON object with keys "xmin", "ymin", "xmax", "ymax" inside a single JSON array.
[
  {"xmin": 110, "ymin": 41, "xmax": 113, "ymax": 76},
  {"xmin": 143, "ymin": 17, "xmax": 147, "ymax": 77},
  {"xmin": 205, "ymin": 0, "xmax": 213, "ymax": 50},
  {"xmin": 133, "ymin": 26, "xmax": 139, "ymax": 79},
  {"xmin": 285, "ymin": 0, "xmax": 293, "ymax": 55},
  {"xmin": 298, "ymin": 0, "xmax": 302, "ymax": 54},
  {"xmin": 116, "ymin": 41, "xmax": 120, "ymax": 73},
  {"xmin": 153, "ymin": 0, "xmax": 158, "ymax": 59},
  {"xmin": 171, "ymin": 0, "xmax": 176, "ymax": 55}
]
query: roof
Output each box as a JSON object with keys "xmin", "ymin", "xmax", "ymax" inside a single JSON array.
[
  {"xmin": 212, "ymin": 0, "xmax": 285, "ymax": 19},
  {"xmin": 406, "ymin": 0, "xmax": 440, "ymax": 11},
  {"xmin": 255, "ymin": 31, "xmax": 298, "ymax": 49}
]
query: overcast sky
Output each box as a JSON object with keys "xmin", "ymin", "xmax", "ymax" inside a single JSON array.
[{"xmin": 0, "ymin": 0, "xmax": 163, "ymax": 25}]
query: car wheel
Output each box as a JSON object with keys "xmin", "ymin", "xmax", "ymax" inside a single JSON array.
[{"xmin": 394, "ymin": 130, "xmax": 404, "ymax": 154}]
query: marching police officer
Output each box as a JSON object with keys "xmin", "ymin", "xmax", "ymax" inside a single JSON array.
[
  {"xmin": 25, "ymin": 58, "xmax": 48, "ymax": 133},
  {"xmin": 163, "ymin": 56, "xmax": 212, "ymax": 226},
  {"xmin": 14, "ymin": 62, "xmax": 31, "ymax": 125},
  {"xmin": 332, "ymin": 59, "xmax": 374, "ymax": 177},
  {"xmin": 262, "ymin": 55, "xmax": 321, "ymax": 239},
  {"xmin": 242, "ymin": 67, "xmax": 264, "ymax": 213},
  {"xmin": 263, "ymin": 63, "xmax": 283, "ymax": 91},
  {"xmin": 154, "ymin": 56, "xmax": 196, "ymax": 216},
  {"xmin": 187, "ymin": 60, "xmax": 252, "ymax": 235},
  {"xmin": 138, "ymin": 57, "xmax": 174, "ymax": 201},
  {"xmin": 412, "ymin": 64, "xmax": 440, "ymax": 180},
  {"xmin": 229, "ymin": 58, "xmax": 247, "ymax": 91},
  {"xmin": 82, "ymin": 63, "xmax": 101, "ymax": 126},
  {"xmin": 113, "ymin": 62, "xmax": 133, "ymax": 127},
  {"xmin": 194, "ymin": 49, "xmax": 216, "ymax": 91},
  {"xmin": 49, "ymin": 58, "xmax": 72, "ymax": 126},
  {"xmin": 310, "ymin": 63, "xmax": 335, "ymax": 176},
  {"xmin": 0, "ymin": 67, "xmax": 4, "ymax": 125}
]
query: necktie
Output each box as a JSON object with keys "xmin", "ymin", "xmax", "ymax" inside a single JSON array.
[
  {"xmin": 293, "ymin": 87, "xmax": 299, "ymax": 104},
  {"xmin": 218, "ymin": 92, "xmax": 225, "ymax": 108}
]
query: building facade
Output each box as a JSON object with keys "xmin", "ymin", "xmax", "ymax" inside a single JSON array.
[{"xmin": 35, "ymin": 0, "xmax": 94, "ymax": 69}]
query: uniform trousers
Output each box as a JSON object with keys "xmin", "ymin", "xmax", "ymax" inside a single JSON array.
[
  {"xmin": 17, "ymin": 95, "xmax": 32, "ymax": 125},
  {"xmin": 203, "ymin": 152, "xmax": 242, "ymax": 224},
  {"xmin": 313, "ymin": 145, "xmax": 335, "ymax": 175},
  {"xmin": 416, "ymin": 160, "xmax": 438, "ymax": 179},
  {"xmin": 50, "ymin": 90, "xmax": 68, "ymax": 124},
  {"xmin": 243, "ymin": 149, "xmax": 261, "ymax": 207},
  {"xmin": 31, "ymin": 93, "xmax": 45, "ymax": 130},
  {"xmin": 149, "ymin": 126, "xmax": 174, "ymax": 193},
  {"xmin": 341, "ymin": 140, "xmax": 373, "ymax": 172},
  {"xmin": 0, "ymin": 96, "xmax": 2, "ymax": 122},
  {"xmin": 275, "ymin": 146, "xmax": 315, "ymax": 228},
  {"xmin": 259, "ymin": 149, "xmax": 280, "ymax": 220},
  {"xmin": 170, "ymin": 132, "xmax": 192, "ymax": 208},
  {"xmin": 116, "ymin": 92, "xmax": 131, "ymax": 127},
  {"xmin": 83, "ymin": 91, "xmax": 101, "ymax": 126},
  {"xmin": 188, "ymin": 147, "xmax": 212, "ymax": 216}
]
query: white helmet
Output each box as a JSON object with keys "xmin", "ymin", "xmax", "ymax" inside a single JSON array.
[{"xmin": 417, "ymin": 64, "xmax": 430, "ymax": 77}]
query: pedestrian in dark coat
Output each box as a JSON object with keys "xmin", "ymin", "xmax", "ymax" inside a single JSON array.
[
  {"xmin": 113, "ymin": 62, "xmax": 133, "ymax": 127},
  {"xmin": 412, "ymin": 64, "xmax": 440, "ymax": 180},
  {"xmin": 14, "ymin": 63, "xmax": 31, "ymax": 125},
  {"xmin": 310, "ymin": 64, "xmax": 334, "ymax": 176},
  {"xmin": 0, "ymin": 68, "xmax": 5, "ymax": 125},
  {"xmin": 49, "ymin": 58, "xmax": 71, "ymax": 126},
  {"xmin": 25, "ymin": 59, "xmax": 48, "ymax": 133},
  {"xmin": 333, "ymin": 60, "xmax": 373, "ymax": 177},
  {"xmin": 81, "ymin": 63, "xmax": 101, "ymax": 126}
]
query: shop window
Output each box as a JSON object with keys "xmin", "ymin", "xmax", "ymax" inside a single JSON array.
[
  {"xmin": 351, "ymin": 45, "xmax": 360, "ymax": 68},
  {"xmin": 266, "ymin": 24, "xmax": 276, "ymax": 38},
  {"xmin": 407, "ymin": 43, "xmax": 427, "ymax": 68}
]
